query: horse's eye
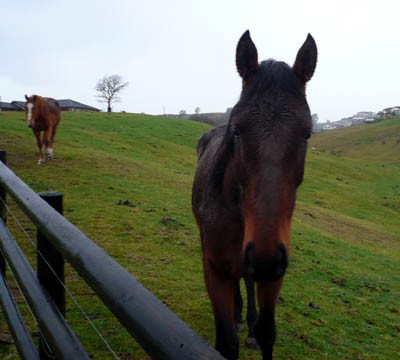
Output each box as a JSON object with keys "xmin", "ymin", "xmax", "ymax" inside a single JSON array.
[
  {"xmin": 232, "ymin": 125, "xmax": 240, "ymax": 137},
  {"xmin": 304, "ymin": 130, "xmax": 312, "ymax": 140}
]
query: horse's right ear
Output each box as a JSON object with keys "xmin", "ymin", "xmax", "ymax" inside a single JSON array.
[
  {"xmin": 236, "ymin": 30, "xmax": 258, "ymax": 86},
  {"xmin": 25, "ymin": 94, "xmax": 28, "ymax": 101}
]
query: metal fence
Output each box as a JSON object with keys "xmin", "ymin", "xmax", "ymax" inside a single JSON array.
[{"xmin": 0, "ymin": 150, "xmax": 222, "ymax": 359}]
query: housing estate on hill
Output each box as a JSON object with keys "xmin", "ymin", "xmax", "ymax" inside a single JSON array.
[
  {"xmin": 376, "ymin": 106, "xmax": 400, "ymax": 120},
  {"xmin": 315, "ymin": 106, "xmax": 400, "ymax": 132},
  {"xmin": 0, "ymin": 99, "xmax": 101, "ymax": 112}
]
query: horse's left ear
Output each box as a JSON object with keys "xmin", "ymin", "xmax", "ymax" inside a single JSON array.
[
  {"xmin": 293, "ymin": 34, "xmax": 317, "ymax": 85},
  {"xmin": 236, "ymin": 30, "xmax": 259, "ymax": 85}
]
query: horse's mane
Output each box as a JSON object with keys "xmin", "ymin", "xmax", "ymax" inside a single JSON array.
[
  {"xmin": 30, "ymin": 95, "xmax": 60, "ymax": 114},
  {"xmin": 243, "ymin": 60, "xmax": 305, "ymax": 102},
  {"xmin": 211, "ymin": 128, "xmax": 235, "ymax": 192}
]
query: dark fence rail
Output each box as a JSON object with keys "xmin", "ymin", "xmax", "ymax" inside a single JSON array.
[{"xmin": 0, "ymin": 150, "xmax": 222, "ymax": 359}]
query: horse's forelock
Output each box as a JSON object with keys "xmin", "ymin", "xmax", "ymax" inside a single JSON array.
[{"xmin": 243, "ymin": 60, "xmax": 305, "ymax": 102}]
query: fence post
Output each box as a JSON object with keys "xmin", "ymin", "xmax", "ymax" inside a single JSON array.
[
  {"xmin": 0, "ymin": 150, "xmax": 6, "ymax": 275},
  {"xmin": 37, "ymin": 191, "xmax": 65, "ymax": 360}
]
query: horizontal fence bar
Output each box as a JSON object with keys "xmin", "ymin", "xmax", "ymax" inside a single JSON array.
[
  {"xmin": 0, "ymin": 219, "xmax": 90, "ymax": 359},
  {"xmin": 0, "ymin": 271, "xmax": 40, "ymax": 360},
  {"xmin": 0, "ymin": 161, "xmax": 222, "ymax": 359}
]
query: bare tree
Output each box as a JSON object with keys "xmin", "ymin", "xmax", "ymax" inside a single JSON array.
[{"xmin": 95, "ymin": 74, "xmax": 129, "ymax": 112}]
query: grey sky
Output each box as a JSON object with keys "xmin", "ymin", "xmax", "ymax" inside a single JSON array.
[{"xmin": 1, "ymin": 0, "xmax": 399, "ymax": 121}]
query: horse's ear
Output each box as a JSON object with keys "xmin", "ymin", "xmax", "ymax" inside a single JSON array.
[
  {"xmin": 25, "ymin": 94, "xmax": 28, "ymax": 101},
  {"xmin": 293, "ymin": 34, "xmax": 317, "ymax": 85},
  {"xmin": 236, "ymin": 30, "xmax": 258, "ymax": 85},
  {"xmin": 33, "ymin": 95, "xmax": 37, "ymax": 102}
]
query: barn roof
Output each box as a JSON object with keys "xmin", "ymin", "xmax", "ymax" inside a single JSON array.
[
  {"xmin": 1, "ymin": 99, "xmax": 101, "ymax": 112},
  {"xmin": 58, "ymin": 99, "xmax": 100, "ymax": 111},
  {"xmin": 11, "ymin": 101, "xmax": 25, "ymax": 110}
]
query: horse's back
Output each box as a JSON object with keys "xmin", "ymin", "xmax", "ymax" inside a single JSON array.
[{"xmin": 45, "ymin": 98, "xmax": 61, "ymax": 124}]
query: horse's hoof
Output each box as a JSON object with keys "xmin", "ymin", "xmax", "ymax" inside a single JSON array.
[
  {"xmin": 235, "ymin": 321, "xmax": 245, "ymax": 333},
  {"xmin": 245, "ymin": 337, "xmax": 261, "ymax": 350},
  {"xmin": 38, "ymin": 160, "xmax": 44, "ymax": 165}
]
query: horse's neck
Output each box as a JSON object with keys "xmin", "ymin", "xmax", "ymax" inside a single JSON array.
[
  {"xmin": 38, "ymin": 101, "xmax": 48, "ymax": 115},
  {"xmin": 35, "ymin": 101, "xmax": 50, "ymax": 125}
]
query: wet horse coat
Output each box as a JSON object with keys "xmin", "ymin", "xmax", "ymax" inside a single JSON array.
[
  {"xmin": 192, "ymin": 31, "xmax": 317, "ymax": 359},
  {"xmin": 25, "ymin": 95, "xmax": 61, "ymax": 164}
]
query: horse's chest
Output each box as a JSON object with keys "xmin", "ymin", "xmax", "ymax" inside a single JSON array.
[{"xmin": 33, "ymin": 117, "xmax": 49, "ymax": 131}]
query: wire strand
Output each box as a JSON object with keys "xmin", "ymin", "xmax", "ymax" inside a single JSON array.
[
  {"xmin": 4, "ymin": 263, "xmax": 55, "ymax": 358},
  {"xmin": 0, "ymin": 196, "xmax": 120, "ymax": 359}
]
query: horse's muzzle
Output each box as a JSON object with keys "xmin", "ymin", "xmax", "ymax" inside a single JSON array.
[{"xmin": 245, "ymin": 242, "xmax": 288, "ymax": 282}]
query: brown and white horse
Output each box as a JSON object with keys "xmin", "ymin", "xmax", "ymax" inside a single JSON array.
[
  {"xmin": 25, "ymin": 95, "xmax": 61, "ymax": 164},
  {"xmin": 192, "ymin": 31, "xmax": 317, "ymax": 359}
]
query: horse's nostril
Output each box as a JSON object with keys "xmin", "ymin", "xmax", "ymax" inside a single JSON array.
[{"xmin": 245, "ymin": 243, "xmax": 288, "ymax": 282}]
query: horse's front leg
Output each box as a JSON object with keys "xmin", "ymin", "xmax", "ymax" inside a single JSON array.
[
  {"xmin": 43, "ymin": 128, "xmax": 54, "ymax": 160},
  {"xmin": 255, "ymin": 279, "xmax": 283, "ymax": 360},
  {"xmin": 33, "ymin": 130, "xmax": 45, "ymax": 164},
  {"xmin": 233, "ymin": 280, "xmax": 244, "ymax": 332},
  {"xmin": 244, "ymin": 277, "xmax": 259, "ymax": 349},
  {"xmin": 48, "ymin": 125, "xmax": 59, "ymax": 160},
  {"xmin": 204, "ymin": 262, "xmax": 239, "ymax": 360}
]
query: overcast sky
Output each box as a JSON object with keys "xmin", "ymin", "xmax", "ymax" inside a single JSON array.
[{"xmin": 1, "ymin": 0, "xmax": 399, "ymax": 122}]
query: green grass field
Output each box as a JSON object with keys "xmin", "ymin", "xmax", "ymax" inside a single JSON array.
[{"xmin": 0, "ymin": 111, "xmax": 399, "ymax": 359}]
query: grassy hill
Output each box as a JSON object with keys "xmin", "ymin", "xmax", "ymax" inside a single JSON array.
[
  {"xmin": 0, "ymin": 111, "xmax": 399, "ymax": 359},
  {"xmin": 312, "ymin": 118, "xmax": 400, "ymax": 163}
]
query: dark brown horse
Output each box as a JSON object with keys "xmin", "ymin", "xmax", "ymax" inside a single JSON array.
[
  {"xmin": 25, "ymin": 95, "xmax": 61, "ymax": 164},
  {"xmin": 192, "ymin": 31, "xmax": 317, "ymax": 360}
]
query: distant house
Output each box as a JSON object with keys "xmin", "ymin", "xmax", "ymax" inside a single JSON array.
[
  {"xmin": 391, "ymin": 107, "xmax": 400, "ymax": 116},
  {"xmin": 57, "ymin": 99, "xmax": 100, "ymax": 112},
  {"xmin": 376, "ymin": 106, "xmax": 400, "ymax": 119},
  {"xmin": 0, "ymin": 99, "xmax": 101, "ymax": 112},
  {"xmin": 355, "ymin": 111, "xmax": 375, "ymax": 119},
  {"xmin": 351, "ymin": 116, "xmax": 366, "ymax": 125},
  {"xmin": 0, "ymin": 102, "xmax": 21, "ymax": 111},
  {"xmin": 376, "ymin": 111, "xmax": 385, "ymax": 119},
  {"xmin": 11, "ymin": 101, "xmax": 25, "ymax": 110}
]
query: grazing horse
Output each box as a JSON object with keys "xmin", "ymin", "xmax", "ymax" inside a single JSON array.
[
  {"xmin": 192, "ymin": 31, "xmax": 317, "ymax": 360},
  {"xmin": 25, "ymin": 95, "xmax": 61, "ymax": 164}
]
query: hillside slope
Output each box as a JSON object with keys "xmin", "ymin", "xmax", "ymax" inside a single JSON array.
[
  {"xmin": 0, "ymin": 112, "xmax": 399, "ymax": 359},
  {"xmin": 311, "ymin": 118, "xmax": 400, "ymax": 163},
  {"xmin": 298, "ymin": 118, "xmax": 400, "ymax": 252}
]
